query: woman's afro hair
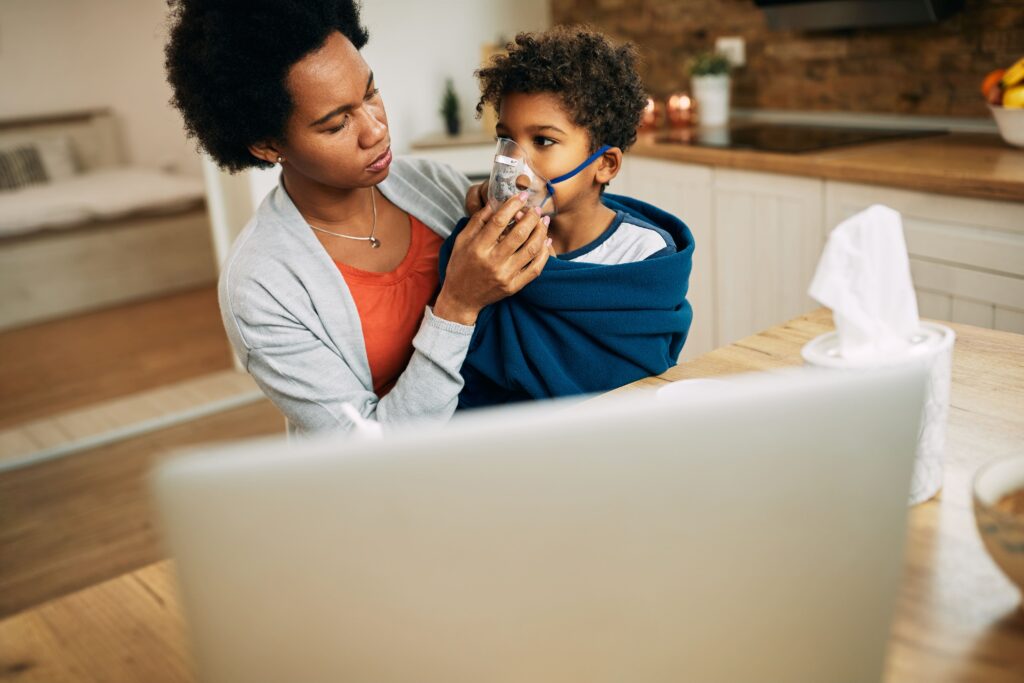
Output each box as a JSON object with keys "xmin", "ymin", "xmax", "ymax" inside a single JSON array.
[
  {"xmin": 165, "ymin": 0, "xmax": 369, "ymax": 172},
  {"xmin": 476, "ymin": 26, "xmax": 648, "ymax": 153}
]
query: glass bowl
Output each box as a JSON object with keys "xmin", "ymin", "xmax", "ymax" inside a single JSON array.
[{"xmin": 973, "ymin": 454, "xmax": 1024, "ymax": 599}]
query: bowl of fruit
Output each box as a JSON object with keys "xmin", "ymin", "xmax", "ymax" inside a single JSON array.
[{"xmin": 983, "ymin": 57, "xmax": 1024, "ymax": 147}]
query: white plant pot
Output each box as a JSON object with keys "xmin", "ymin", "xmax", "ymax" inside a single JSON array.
[{"xmin": 692, "ymin": 74, "xmax": 731, "ymax": 127}]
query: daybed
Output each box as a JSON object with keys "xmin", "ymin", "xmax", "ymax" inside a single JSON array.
[{"xmin": 0, "ymin": 109, "xmax": 216, "ymax": 330}]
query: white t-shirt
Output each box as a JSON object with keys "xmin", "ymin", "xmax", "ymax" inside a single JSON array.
[{"xmin": 560, "ymin": 210, "xmax": 674, "ymax": 265}]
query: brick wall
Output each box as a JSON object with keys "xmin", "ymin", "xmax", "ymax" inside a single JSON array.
[{"xmin": 550, "ymin": 0, "xmax": 1023, "ymax": 117}]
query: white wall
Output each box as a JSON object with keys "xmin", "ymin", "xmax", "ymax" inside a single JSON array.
[
  {"xmin": 0, "ymin": 0, "xmax": 201, "ymax": 175},
  {"xmin": 362, "ymin": 1, "xmax": 550, "ymax": 152},
  {"xmin": 0, "ymin": 1, "xmax": 548, "ymax": 176}
]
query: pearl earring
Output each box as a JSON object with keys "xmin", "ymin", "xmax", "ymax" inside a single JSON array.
[{"xmin": 276, "ymin": 156, "xmax": 284, "ymax": 164}]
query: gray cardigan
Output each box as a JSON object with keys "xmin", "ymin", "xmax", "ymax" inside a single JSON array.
[{"xmin": 218, "ymin": 157, "xmax": 474, "ymax": 436}]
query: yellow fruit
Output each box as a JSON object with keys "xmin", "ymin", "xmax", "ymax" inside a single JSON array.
[
  {"xmin": 1004, "ymin": 85, "xmax": 1024, "ymax": 109},
  {"xmin": 1002, "ymin": 57, "xmax": 1024, "ymax": 89}
]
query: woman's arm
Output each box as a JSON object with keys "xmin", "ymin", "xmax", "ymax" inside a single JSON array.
[
  {"xmin": 432, "ymin": 196, "xmax": 552, "ymax": 325},
  {"xmin": 221, "ymin": 192, "xmax": 550, "ymax": 435},
  {"xmin": 236, "ymin": 302, "xmax": 473, "ymax": 435}
]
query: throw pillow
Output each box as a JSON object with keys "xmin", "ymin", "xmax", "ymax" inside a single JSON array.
[{"xmin": 0, "ymin": 145, "xmax": 49, "ymax": 191}]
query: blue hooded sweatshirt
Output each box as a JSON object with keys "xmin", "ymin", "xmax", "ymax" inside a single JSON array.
[{"xmin": 438, "ymin": 193, "xmax": 694, "ymax": 409}]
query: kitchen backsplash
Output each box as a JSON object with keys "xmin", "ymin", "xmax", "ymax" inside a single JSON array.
[{"xmin": 550, "ymin": 0, "xmax": 1023, "ymax": 118}]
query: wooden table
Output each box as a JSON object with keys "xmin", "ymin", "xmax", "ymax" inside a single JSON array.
[{"xmin": 2, "ymin": 309, "xmax": 1023, "ymax": 682}]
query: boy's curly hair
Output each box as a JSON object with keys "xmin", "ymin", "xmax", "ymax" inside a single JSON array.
[
  {"xmin": 165, "ymin": 0, "xmax": 369, "ymax": 172},
  {"xmin": 475, "ymin": 26, "xmax": 648, "ymax": 153}
]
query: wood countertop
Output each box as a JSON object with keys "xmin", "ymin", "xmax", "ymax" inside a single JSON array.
[
  {"xmin": 631, "ymin": 131, "xmax": 1024, "ymax": 203},
  {"xmin": 2, "ymin": 310, "xmax": 1023, "ymax": 682}
]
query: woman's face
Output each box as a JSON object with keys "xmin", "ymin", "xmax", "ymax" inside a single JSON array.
[{"xmin": 272, "ymin": 31, "xmax": 391, "ymax": 189}]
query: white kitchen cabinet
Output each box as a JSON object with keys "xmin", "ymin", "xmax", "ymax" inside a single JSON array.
[
  {"xmin": 615, "ymin": 156, "xmax": 716, "ymax": 359},
  {"xmin": 620, "ymin": 157, "xmax": 1024, "ymax": 357},
  {"xmin": 619, "ymin": 160, "xmax": 827, "ymax": 356},
  {"xmin": 712, "ymin": 169, "xmax": 825, "ymax": 347},
  {"xmin": 825, "ymin": 181, "xmax": 1024, "ymax": 334}
]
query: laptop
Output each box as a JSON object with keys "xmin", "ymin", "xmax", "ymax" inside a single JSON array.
[{"xmin": 152, "ymin": 365, "xmax": 926, "ymax": 683}]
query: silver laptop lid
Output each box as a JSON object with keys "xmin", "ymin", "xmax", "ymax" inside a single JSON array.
[{"xmin": 153, "ymin": 366, "xmax": 925, "ymax": 683}]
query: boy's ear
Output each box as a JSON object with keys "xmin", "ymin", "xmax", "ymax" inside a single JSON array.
[
  {"xmin": 594, "ymin": 147, "xmax": 623, "ymax": 186},
  {"xmin": 248, "ymin": 140, "xmax": 284, "ymax": 166}
]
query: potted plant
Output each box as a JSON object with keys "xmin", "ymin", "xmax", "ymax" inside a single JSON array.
[
  {"xmin": 689, "ymin": 52, "xmax": 732, "ymax": 127},
  {"xmin": 440, "ymin": 78, "xmax": 461, "ymax": 136}
]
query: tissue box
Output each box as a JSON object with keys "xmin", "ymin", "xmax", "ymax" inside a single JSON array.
[{"xmin": 802, "ymin": 323, "xmax": 955, "ymax": 505}]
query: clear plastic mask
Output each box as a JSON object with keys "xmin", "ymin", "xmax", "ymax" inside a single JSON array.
[{"xmin": 486, "ymin": 137, "xmax": 552, "ymax": 214}]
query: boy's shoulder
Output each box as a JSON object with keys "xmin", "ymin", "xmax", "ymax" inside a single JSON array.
[
  {"xmin": 605, "ymin": 191, "xmax": 693, "ymax": 253},
  {"xmin": 565, "ymin": 210, "xmax": 673, "ymax": 265},
  {"xmin": 564, "ymin": 193, "xmax": 683, "ymax": 265},
  {"xmin": 618, "ymin": 215, "xmax": 676, "ymax": 254}
]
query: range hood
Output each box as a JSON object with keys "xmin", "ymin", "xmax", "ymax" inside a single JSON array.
[{"xmin": 754, "ymin": 0, "xmax": 964, "ymax": 31}]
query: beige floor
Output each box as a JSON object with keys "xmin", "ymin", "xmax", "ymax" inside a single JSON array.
[
  {"xmin": 0, "ymin": 286, "xmax": 235, "ymax": 429},
  {"xmin": 0, "ymin": 398, "xmax": 284, "ymax": 617},
  {"xmin": 0, "ymin": 369, "xmax": 266, "ymax": 468},
  {"xmin": 0, "ymin": 288, "xmax": 286, "ymax": 616}
]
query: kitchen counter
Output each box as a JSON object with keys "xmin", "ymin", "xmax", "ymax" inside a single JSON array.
[{"xmin": 632, "ymin": 131, "xmax": 1024, "ymax": 203}]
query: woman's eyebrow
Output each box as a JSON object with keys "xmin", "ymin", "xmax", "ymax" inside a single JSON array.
[{"xmin": 309, "ymin": 72, "xmax": 375, "ymax": 127}]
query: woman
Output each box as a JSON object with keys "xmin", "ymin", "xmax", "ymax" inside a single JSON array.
[{"xmin": 165, "ymin": 0, "xmax": 551, "ymax": 434}]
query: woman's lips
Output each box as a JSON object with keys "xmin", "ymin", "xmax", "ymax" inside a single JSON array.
[{"xmin": 367, "ymin": 147, "xmax": 392, "ymax": 172}]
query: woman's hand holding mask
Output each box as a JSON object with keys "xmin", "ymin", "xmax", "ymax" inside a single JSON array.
[
  {"xmin": 434, "ymin": 191, "xmax": 553, "ymax": 326},
  {"xmin": 464, "ymin": 180, "xmax": 488, "ymax": 216}
]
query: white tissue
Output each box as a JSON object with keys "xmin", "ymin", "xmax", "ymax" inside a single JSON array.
[{"xmin": 808, "ymin": 204, "xmax": 920, "ymax": 360}]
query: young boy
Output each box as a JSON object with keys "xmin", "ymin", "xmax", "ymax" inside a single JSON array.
[{"xmin": 439, "ymin": 26, "xmax": 694, "ymax": 408}]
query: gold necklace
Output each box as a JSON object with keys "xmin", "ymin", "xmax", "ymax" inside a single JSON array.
[{"xmin": 308, "ymin": 186, "xmax": 380, "ymax": 248}]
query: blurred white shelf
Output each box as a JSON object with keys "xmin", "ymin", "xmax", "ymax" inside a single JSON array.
[{"xmin": 409, "ymin": 130, "xmax": 494, "ymax": 179}]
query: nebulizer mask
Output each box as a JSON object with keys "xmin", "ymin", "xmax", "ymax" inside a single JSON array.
[{"xmin": 486, "ymin": 137, "xmax": 611, "ymax": 215}]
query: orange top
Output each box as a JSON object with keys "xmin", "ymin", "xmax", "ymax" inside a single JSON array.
[{"xmin": 334, "ymin": 215, "xmax": 444, "ymax": 397}]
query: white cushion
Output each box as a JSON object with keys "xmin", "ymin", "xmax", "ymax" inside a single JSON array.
[
  {"xmin": 0, "ymin": 167, "xmax": 205, "ymax": 237},
  {"xmin": 35, "ymin": 135, "xmax": 79, "ymax": 181}
]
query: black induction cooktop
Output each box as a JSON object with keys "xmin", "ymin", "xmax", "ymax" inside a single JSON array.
[{"xmin": 656, "ymin": 123, "xmax": 946, "ymax": 153}]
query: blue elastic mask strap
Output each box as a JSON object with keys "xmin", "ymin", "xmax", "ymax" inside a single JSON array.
[{"xmin": 544, "ymin": 144, "xmax": 612, "ymax": 198}]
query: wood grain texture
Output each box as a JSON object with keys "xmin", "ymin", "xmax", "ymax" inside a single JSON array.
[
  {"xmin": 1, "ymin": 309, "xmax": 1022, "ymax": 682},
  {"xmin": 0, "ymin": 286, "xmax": 233, "ymax": 429},
  {"xmin": 0, "ymin": 370, "xmax": 262, "ymax": 464},
  {"xmin": 632, "ymin": 132, "xmax": 1024, "ymax": 203},
  {"xmin": 0, "ymin": 398, "xmax": 283, "ymax": 618},
  {"xmin": 0, "ymin": 563, "xmax": 191, "ymax": 683}
]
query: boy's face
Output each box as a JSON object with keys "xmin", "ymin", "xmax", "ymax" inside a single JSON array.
[{"xmin": 495, "ymin": 92, "xmax": 603, "ymax": 214}]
